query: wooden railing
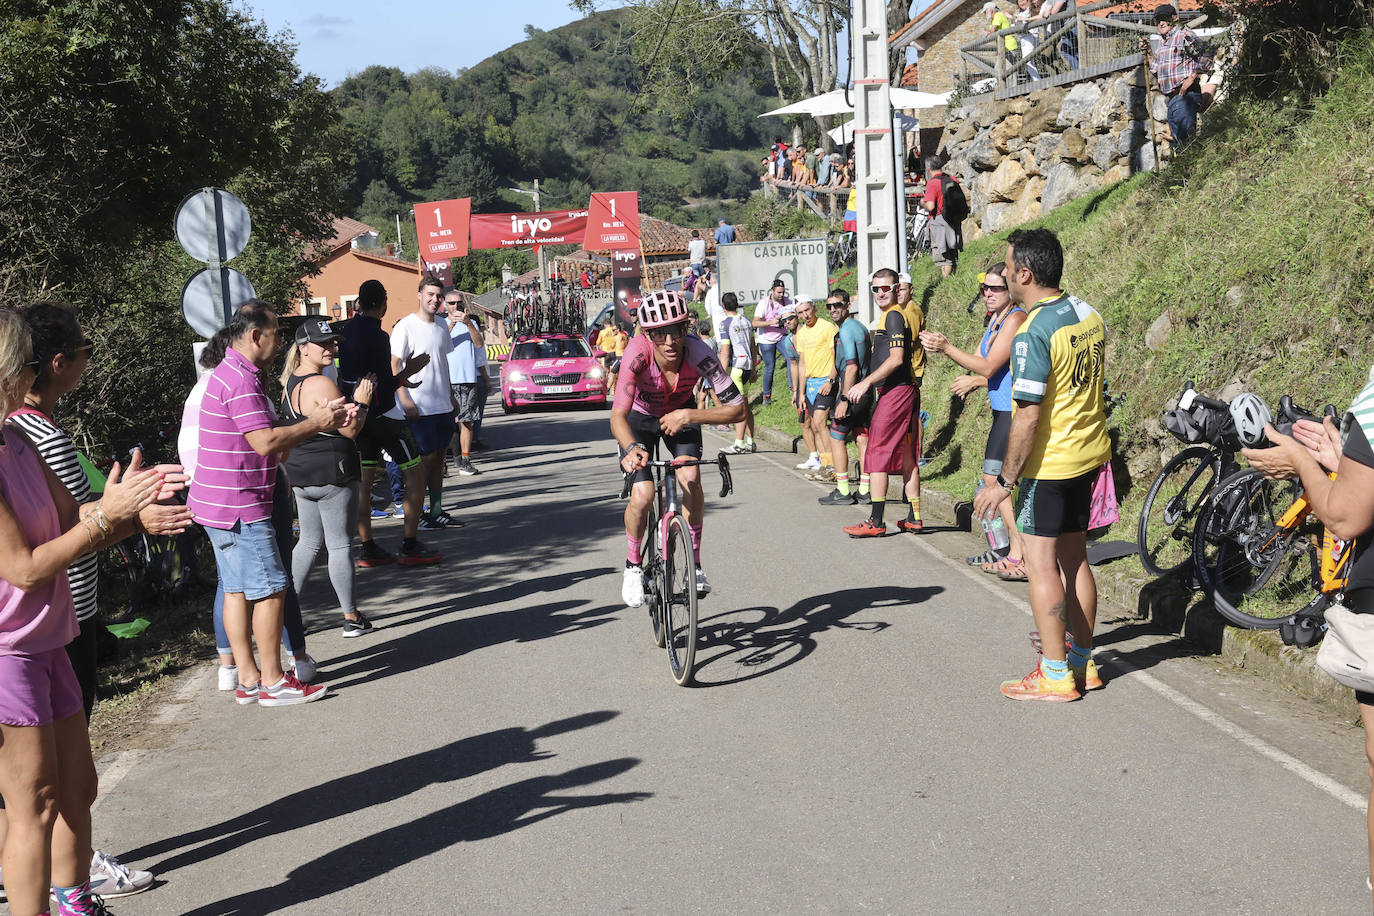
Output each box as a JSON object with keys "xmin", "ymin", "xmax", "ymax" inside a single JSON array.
[
  {"xmin": 960, "ymin": 0, "xmax": 1209, "ymax": 100},
  {"xmin": 761, "ymin": 179, "xmax": 851, "ymax": 223}
]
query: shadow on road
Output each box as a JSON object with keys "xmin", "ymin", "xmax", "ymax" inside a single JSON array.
[
  {"xmin": 122, "ymin": 711, "xmax": 647, "ymax": 913},
  {"xmin": 690, "ymin": 585, "xmax": 942, "ymax": 687}
]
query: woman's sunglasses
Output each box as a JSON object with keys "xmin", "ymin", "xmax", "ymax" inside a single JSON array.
[{"xmin": 981, "ymin": 283, "xmax": 1008, "ymax": 293}]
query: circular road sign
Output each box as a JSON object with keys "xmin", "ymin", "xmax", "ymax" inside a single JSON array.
[
  {"xmin": 180, "ymin": 267, "xmax": 256, "ymax": 338},
  {"xmin": 174, "ymin": 187, "xmax": 251, "ymax": 264}
]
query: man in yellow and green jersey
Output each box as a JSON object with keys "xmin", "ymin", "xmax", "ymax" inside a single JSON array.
[{"xmin": 974, "ymin": 227, "xmax": 1110, "ymax": 702}]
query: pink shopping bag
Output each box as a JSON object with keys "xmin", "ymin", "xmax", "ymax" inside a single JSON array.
[{"xmin": 1088, "ymin": 462, "xmax": 1119, "ymax": 529}]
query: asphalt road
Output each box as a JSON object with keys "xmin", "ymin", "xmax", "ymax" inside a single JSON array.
[{"xmin": 92, "ymin": 408, "xmax": 1372, "ymax": 915}]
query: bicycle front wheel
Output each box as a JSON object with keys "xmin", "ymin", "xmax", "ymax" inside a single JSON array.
[
  {"xmin": 662, "ymin": 513, "xmax": 699, "ymax": 686},
  {"xmin": 1137, "ymin": 445, "xmax": 1219, "ymax": 579},
  {"xmin": 643, "ymin": 503, "xmax": 665, "ymax": 648}
]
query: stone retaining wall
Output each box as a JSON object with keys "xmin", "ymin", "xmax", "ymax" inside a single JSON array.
[{"xmin": 939, "ymin": 68, "xmax": 1173, "ymax": 239}]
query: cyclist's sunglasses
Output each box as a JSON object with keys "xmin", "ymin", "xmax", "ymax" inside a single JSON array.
[
  {"xmin": 647, "ymin": 323, "xmax": 689, "ymax": 342},
  {"xmin": 870, "ymin": 284, "xmax": 894, "ymax": 294}
]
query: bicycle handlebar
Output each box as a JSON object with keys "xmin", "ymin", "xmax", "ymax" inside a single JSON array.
[{"xmin": 619, "ymin": 451, "xmax": 734, "ymax": 500}]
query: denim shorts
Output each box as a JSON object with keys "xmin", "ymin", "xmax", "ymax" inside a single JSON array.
[
  {"xmin": 204, "ymin": 519, "xmax": 290, "ymax": 601},
  {"xmin": 410, "ymin": 411, "xmax": 456, "ymax": 455}
]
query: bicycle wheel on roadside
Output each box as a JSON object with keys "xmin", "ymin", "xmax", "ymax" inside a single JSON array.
[
  {"xmin": 662, "ymin": 513, "xmax": 699, "ymax": 686},
  {"xmin": 643, "ymin": 503, "xmax": 666, "ymax": 648},
  {"xmin": 1137, "ymin": 445, "xmax": 1219, "ymax": 579},
  {"xmin": 1193, "ymin": 469, "xmax": 1318, "ymax": 625}
]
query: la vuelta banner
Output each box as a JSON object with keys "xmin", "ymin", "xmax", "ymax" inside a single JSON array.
[
  {"xmin": 469, "ymin": 209, "xmax": 588, "ymax": 249},
  {"xmin": 413, "ymin": 198, "xmax": 470, "ymax": 260},
  {"xmin": 585, "ymin": 192, "xmax": 640, "ymax": 250}
]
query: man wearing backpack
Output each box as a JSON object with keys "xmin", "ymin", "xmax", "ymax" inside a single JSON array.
[{"xmin": 922, "ymin": 155, "xmax": 967, "ymax": 278}]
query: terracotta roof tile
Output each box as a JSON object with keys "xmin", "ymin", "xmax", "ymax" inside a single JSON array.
[{"xmin": 310, "ymin": 216, "xmax": 378, "ymax": 260}]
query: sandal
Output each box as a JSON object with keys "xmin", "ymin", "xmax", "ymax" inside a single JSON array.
[
  {"xmin": 966, "ymin": 548, "xmax": 1005, "ymax": 566},
  {"xmin": 991, "ymin": 557, "xmax": 1028, "ymax": 581}
]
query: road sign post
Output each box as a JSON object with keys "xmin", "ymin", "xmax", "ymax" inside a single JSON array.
[{"xmin": 175, "ymin": 187, "xmax": 254, "ymax": 335}]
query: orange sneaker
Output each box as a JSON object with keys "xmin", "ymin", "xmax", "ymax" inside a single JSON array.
[
  {"xmin": 896, "ymin": 518, "xmax": 924, "ymax": 533},
  {"xmin": 1000, "ymin": 665, "xmax": 1081, "ymax": 702},
  {"xmin": 843, "ymin": 519, "xmax": 887, "ymax": 538},
  {"xmin": 1072, "ymin": 659, "xmax": 1105, "ymax": 691}
]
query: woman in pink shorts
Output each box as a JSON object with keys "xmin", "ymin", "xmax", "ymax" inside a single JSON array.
[{"xmin": 0, "ymin": 308, "xmax": 167, "ymax": 916}]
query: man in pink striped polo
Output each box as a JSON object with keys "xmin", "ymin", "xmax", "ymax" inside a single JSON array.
[{"xmin": 188, "ymin": 300, "xmax": 355, "ymax": 707}]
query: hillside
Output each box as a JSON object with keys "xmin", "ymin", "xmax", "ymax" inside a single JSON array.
[{"xmin": 333, "ymin": 7, "xmax": 777, "ymax": 273}]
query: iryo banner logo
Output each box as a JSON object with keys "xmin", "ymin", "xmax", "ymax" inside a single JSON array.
[{"xmin": 470, "ymin": 209, "xmax": 588, "ymax": 250}]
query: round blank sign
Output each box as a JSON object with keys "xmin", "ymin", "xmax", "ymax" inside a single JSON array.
[
  {"xmin": 174, "ymin": 188, "xmax": 251, "ymax": 264},
  {"xmin": 180, "ymin": 267, "xmax": 257, "ymax": 338}
]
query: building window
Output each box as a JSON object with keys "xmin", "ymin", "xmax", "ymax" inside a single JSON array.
[
  {"xmin": 340, "ymin": 294, "xmax": 359, "ymax": 317},
  {"xmin": 304, "ymin": 297, "xmax": 327, "ymax": 316}
]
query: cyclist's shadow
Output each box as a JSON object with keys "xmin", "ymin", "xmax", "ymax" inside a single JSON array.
[{"xmin": 690, "ymin": 585, "xmax": 942, "ymax": 687}]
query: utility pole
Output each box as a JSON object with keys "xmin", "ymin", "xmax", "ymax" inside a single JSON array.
[
  {"xmin": 508, "ymin": 179, "xmax": 547, "ymax": 288},
  {"xmin": 851, "ymin": 0, "xmax": 902, "ymax": 326}
]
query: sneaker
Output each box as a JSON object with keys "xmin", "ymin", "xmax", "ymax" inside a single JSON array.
[
  {"xmin": 622, "ymin": 565, "xmax": 645, "ymax": 607},
  {"xmin": 795, "ymin": 455, "xmax": 822, "ymax": 470},
  {"xmin": 807, "ymin": 466, "xmax": 836, "ymax": 482},
  {"xmin": 370, "ymin": 507, "xmax": 392, "ymax": 520},
  {"xmin": 818, "ymin": 488, "xmax": 857, "ymax": 506},
  {"xmin": 258, "ymin": 672, "xmax": 328, "ymax": 707},
  {"xmin": 417, "ymin": 512, "xmax": 443, "ymax": 531},
  {"xmin": 856, "ymin": 491, "xmax": 871, "ymax": 505},
  {"xmin": 842, "ymin": 519, "xmax": 887, "ymax": 538},
  {"xmin": 724, "ymin": 443, "xmax": 750, "ymax": 455},
  {"xmin": 457, "ymin": 458, "xmax": 479, "ymax": 476},
  {"xmin": 1072, "ymin": 658, "xmax": 1105, "ymax": 692},
  {"xmin": 1000, "ymin": 665, "xmax": 1081, "ymax": 702},
  {"xmin": 234, "ymin": 682, "xmax": 260, "ymax": 706},
  {"xmin": 290, "ymin": 654, "xmax": 318, "ymax": 684},
  {"xmin": 89, "ymin": 850, "xmax": 154, "ymax": 898},
  {"xmin": 217, "ymin": 664, "xmax": 238, "ymax": 692},
  {"xmin": 896, "ymin": 518, "xmax": 924, "ymax": 534},
  {"xmin": 342, "ymin": 611, "xmax": 374, "ymax": 638},
  {"xmin": 431, "ymin": 510, "xmax": 465, "ymax": 528},
  {"xmin": 744, "ymin": 441, "xmax": 757, "ymax": 453},
  {"xmin": 356, "ymin": 541, "xmax": 396, "ymax": 568},
  {"xmin": 397, "ymin": 540, "xmax": 442, "ymax": 567},
  {"xmin": 694, "ymin": 568, "xmax": 711, "ymax": 596}
]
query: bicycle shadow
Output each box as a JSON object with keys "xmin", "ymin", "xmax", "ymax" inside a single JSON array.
[{"xmin": 689, "ymin": 585, "xmax": 942, "ymax": 687}]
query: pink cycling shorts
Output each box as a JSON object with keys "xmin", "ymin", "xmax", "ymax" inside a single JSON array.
[{"xmin": 0, "ymin": 646, "xmax": 84, "ymax": 727}]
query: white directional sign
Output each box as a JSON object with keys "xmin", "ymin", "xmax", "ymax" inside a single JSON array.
[
  {"xmin": 181, "ymin": 268, "xmax": 256, "ymax": 339},
  {"xmin": 716, "ymin": 238, "xmax": 830, "ymax": 309},
  {"xmin": 174, "ymin": 187, "xmax": 254, "ymax": 335}
]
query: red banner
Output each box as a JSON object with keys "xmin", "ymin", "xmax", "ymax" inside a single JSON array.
[
  {"xmin": 469, "ymin": 209, "xmax": 587, "ymax": 250},
  {"xmin": 585, "ymin": 192, "xmax": 640, "ymax": 251},
  {"xmin": 414, "ymin": 198, "xmax": 470, "ymax": 260}
]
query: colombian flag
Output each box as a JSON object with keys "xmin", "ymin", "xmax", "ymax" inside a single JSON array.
[{"xmin": 842, "ymin": 189, "xmax": 858, "ymax": 232}]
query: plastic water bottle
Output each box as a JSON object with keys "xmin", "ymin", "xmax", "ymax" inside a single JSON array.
[{"xmin": 975, "ymin": 480, "xmax": 1011, "ymax": 551}]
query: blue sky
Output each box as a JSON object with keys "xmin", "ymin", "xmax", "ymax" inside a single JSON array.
[{"xmin": 243, "ymin": 0, "xmax": 625, "ymax": 88}]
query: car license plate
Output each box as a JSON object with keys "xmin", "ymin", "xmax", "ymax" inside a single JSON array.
[{"xmin": 544, "ymin": 385, "xmax": 574, "ymax": 394}]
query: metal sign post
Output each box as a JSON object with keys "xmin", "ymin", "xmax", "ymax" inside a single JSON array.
[{"xmin": 175, "ymin": 187, "xmax": 255, "ymax": 336}]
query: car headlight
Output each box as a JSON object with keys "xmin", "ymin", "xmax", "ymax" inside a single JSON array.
[
  {"xmin": 507, "ymin": 370, "xmax": 525, "ymax": 382},
  {"xmin": 587, "ymin": 367, "xmax": 605, "ymax": 380}
]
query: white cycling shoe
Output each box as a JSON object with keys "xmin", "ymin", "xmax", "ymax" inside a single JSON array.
[
  {"xmin": 622, "ymin": 565, "xmax": 645, "ymax": 608},
  {"xmin": 695, "ymin": 569, "xmax": 711, "ymax": 596}
]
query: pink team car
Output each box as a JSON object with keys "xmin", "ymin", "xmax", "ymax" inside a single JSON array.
[{"xmin": 498, "ymin": 333, "xmax": 609, "ymax": 414}]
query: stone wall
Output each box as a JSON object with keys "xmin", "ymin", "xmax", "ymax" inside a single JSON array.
[
  {"xmin": 938, "ymin": 68, "xmax": 1173, "ymax": 238},
  {"xmin": 913, "ymin": 0, "xmax": 991, "ymax": 94}
]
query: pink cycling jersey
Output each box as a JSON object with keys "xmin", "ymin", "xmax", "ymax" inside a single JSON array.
[{"xmin": 613, "ymin": 333, "xmax": 743, "ymax": 416}]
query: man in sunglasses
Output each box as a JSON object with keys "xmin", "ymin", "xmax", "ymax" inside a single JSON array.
[
  {"xmin": 841, "ymin": 269, "xmax": 922, "ymax": 536},
  {"xmin": 612, "ymin": 290, "xmax": 746, "ymax": 607},
  {"xmin": 818, "ymin": 290, "xmax": 872, "ymax": 506}
]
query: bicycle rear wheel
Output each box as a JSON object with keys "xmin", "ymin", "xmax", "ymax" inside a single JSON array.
[
  {"xmin": 643, "ymin": 503, "xmax": 665, "ymax": 648},
  {"xmin": 1137, "ymin": 445, "xmax": 1219, "ymax": 579},
  {"xmin": 662, "ymin": 513, "xmax": 699, "ymax": 686},
  {"xmin": 1194, "ymin": 469, "xmax": 1318, "ymax": 626}
]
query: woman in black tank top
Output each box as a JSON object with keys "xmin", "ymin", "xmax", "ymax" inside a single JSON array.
[{"xmin": 280, "ymin": 319, "xmax": 376, "ymax": 637}]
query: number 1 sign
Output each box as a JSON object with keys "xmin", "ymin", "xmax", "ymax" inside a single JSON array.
[{"xmin": 414, "ymin": 198, "xmax": 471, "ymax": 260}]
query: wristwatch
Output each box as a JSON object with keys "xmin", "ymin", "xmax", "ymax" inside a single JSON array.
[{"xmin": 996, "ymin": 473, "xmax": 1017, "ymax": 492}]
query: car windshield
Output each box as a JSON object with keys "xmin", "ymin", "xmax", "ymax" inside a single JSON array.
[{"xmin": 513, "ymin": 338, "xmax": 591, "ymax": 360}]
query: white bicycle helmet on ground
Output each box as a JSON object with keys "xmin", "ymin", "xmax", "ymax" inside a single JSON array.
[
  {"xmin": 638, "ymin": 290, "xmax": 690, "ymax": 329},
  {"xmin": 1229, "ymin": 392, "xmax": 1273, "ymax": 447}
]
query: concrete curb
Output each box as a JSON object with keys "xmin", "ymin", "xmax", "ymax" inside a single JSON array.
[{"xmin": 750, "ymin": 418, "xmax": 1362, "ymax": 720}]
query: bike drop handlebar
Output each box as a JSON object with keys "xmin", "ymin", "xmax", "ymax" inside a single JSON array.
[{"xmin": 620, "ymin": 451, "xmax": 734, "ymax": 500}]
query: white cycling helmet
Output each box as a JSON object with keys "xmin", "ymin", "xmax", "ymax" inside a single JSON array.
[
  {"xmin": 1229, "ymin": 392, "xmax": 1273, "ymax": 447},
  {"xmin": 638, "ymin": 289, "xmax": 690, "ymax": 329}
]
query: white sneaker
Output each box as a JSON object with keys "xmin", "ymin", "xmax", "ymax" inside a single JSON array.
[
  {"xmin": 622, "ymin": 565, "xmax": 645, "ymax": 608},
  {"xmin": 695, "ymin": 568, "xmax": 712, "ymax": 596},
  {"xmin": 796, "ymin": 454, "xmax": 821, "ymax": 470},
  {"xmin": 89, "ymin": 849, "xmax": 154, "ymax": 898},
  {"xmin": 217, "ymin": 664, "xmax": 238, "ymax": 691},
  {"xmin": 291, "ymin": 654, "xmax": 318, "ymax": 684}
]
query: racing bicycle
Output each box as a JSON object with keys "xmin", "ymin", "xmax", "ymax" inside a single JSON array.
[{"xmin": 621, "ymin": 450, "xmax": 734, "ymax": 686}]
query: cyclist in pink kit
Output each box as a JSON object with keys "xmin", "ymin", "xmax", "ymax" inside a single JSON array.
[{"xmin": 612, "ymin": 291, "xmax": 745, "ymax": 607}]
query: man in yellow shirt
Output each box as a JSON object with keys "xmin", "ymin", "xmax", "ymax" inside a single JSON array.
[
  {"xmin": 974, "ymin": 227, "xmax": 1110, "ymax": 703},
  {"xmin": 793, "ymin": 296, "xmax": 839, "ymax": 477}
]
